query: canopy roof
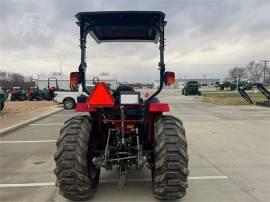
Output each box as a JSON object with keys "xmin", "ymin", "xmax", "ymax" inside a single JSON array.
[{"xmin": 75, "ymin": 11, "xmax": 165, "ymax": 43}]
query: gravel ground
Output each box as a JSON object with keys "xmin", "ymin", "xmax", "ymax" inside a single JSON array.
[{"xmin": 0, "ymin": 101, "xmax": 58, "ymax": 129}]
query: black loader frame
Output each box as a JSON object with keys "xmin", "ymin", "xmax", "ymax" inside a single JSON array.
[{"xmin": 238, "ymin": 83, "xmax": 270, "ymax": 107}]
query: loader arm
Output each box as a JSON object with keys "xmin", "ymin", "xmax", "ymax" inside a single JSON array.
[
  {"xmin": 238, "ymin": 86, "xmax": 253, "ymax": 104},
  {"xmin": 256, "ymin": 83, "xmax": 270, "ymax": 100}
]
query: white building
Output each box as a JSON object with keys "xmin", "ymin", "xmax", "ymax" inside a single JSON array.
[
  {"xmin": 176, "ymin": 78, "xmax": 220, "ymax": 89},
  {"xmin": 154, "ymin": 78, "xmax": 220, "ymax": 89}
]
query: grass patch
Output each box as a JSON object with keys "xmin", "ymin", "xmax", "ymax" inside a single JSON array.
[{"xmin": 200, "ymin": 91, "xmax": 267, "ymax": 105}]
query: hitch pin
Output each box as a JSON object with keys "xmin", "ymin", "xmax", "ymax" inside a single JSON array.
[{"xmin": 104, "ymin": 128, "xmax": 111, "ymax": 163}]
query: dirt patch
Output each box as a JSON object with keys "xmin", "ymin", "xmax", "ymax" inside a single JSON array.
[
  {"xmin": 1, "ymin": 101, "xmax": 55, "ymax": 116},
  {"xmin": 0, "ymin": 101, "xmax": 58, "ymax": 129}
]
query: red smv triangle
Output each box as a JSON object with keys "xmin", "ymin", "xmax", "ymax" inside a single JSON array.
[{"xmin": 87, "ymin": 82, "xmax": 115, "ymax": 107}]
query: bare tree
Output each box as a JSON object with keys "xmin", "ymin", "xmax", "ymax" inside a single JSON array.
[
  {"xmin": 246, "ymin": 61, "xmax": 264, "ymax": 83},
  {"xmin": 0, "ymin": 71, "xmax": 7, "ymax": 81},
  {"xmin": 0, "ymin": 71, "xmax": 35, "ymax": 89},
  {"xmin": 229, "ymin": 67, "xmax": 246, "ymax": 82},
  {"xmin": 0, "ymin": 71, "xmax": 8, "ymax": 88},
  {"xmin": 9, "ymin": 73, "xmax": 25, "ymax": 87}
]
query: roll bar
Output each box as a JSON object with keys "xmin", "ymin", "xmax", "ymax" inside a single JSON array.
[{"xmin": 48, "ymin": 77, "xmax": 59, "ymax": 90}]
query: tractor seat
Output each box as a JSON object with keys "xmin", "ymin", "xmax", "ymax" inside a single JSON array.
[{"xmin": 113, "ymin": 85, "xmax": 139, "ymax": 104}]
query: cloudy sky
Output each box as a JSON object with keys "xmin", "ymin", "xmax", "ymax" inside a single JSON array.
[{"xmin": 1, "ymin": 0, "xmax": 270, "ymax": 82}]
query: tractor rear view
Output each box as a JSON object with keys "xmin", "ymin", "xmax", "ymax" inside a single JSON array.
[
  {"xmin": 28, "ymin": 87, "xmax": 44, "ymax": 101},
  {"xmin": 10, "ymin": 87, "xmax": 28, "ymax": 101},
  {"xmin": 0, "ymin": 88, "xmax": 9, "ymax": 111},
  {"xmin": 54, "ymin": 11, "xmax": 189, "ymax": 201},
  {"xmin": 182, "ymin": 81, "xmax": 201, "ymax": 96},
  {"xmin": 43, "ymin": 77, "xmax": 59, "ymax": 101}
]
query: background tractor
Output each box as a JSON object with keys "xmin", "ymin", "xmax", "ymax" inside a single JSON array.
[
  {"xmin": 43, "ymin": 77, "xmax": 59, "ymax": 101},
  {"xmin": 182, "ymin": 80, "xmax": 201, "ymax": 96},
  {"xmin": 0, "ymin": 88, "xmax": 9, "ymax": 111},
  {"xmin": 216, "ymin": 81, "xmax": 253, "ymax": 91},
  {"xmin": 54, "ymin": 11, "xmax": 189, "ymax": 201},
  {"xmin": 28, "ymin": 79, "xmax": 45, "ymax": 101},
  {"xmin": 28, "ymin": 87, "xmax": 44, "ymax": 101},
  {"xmin": 9, "ymin": 87, "xmax": 28, "ymax": 101}
]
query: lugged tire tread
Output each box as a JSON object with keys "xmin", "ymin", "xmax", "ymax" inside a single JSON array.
[
  {"xmin": 54, "ymin": 115, "xmax": 99, "ymax": 201},
  {"xmin": 153, "ymin": 115, "xmax": 189, "ymax": 200}
]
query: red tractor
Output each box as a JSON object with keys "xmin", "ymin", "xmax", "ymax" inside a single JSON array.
[{"xmin": 54, "ymin": 11, "xmax": 189, "ymax": 200}]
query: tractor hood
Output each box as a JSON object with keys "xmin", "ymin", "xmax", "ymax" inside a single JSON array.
[{"xmin": 75, "ymin": 11, "xmax": 165, "ymax": 43}]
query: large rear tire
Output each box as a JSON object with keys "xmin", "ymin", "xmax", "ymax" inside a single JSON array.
[
  {"xmin": 54, "ymin": 115, "xmax": 100, "ymax": 201},
  {"xmin": 152, "ymin": 115, "xmax": 189, "ymax": 200}
]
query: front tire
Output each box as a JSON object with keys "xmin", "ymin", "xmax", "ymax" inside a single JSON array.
[
  {"xmin": 152, "ymin": 115, "xmax": 189, "ymax": 200},
  {"xmin": 54, "ymin": 116, "xmax": 100, "ymax": 201}
]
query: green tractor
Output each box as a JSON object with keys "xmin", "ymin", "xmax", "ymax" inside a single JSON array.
[
  {"xmin": 216, "ymin": 81, "xmax": 234, "ymax": 90},
  {"xmin": 216, "ymin": 81, "xmax": 253, "ymax": 91},
  {"xmin": 10, "ymin": 87, "xmax": 28, "ymax": 101},
  {"xmin": 27, "ymin": 87, "xmax": 44, "ymax": 101},
  {"xmin": 182, "ymin": 81, "xmax": 201, "ymax": 96},
  {"xmin": 0, "ymin": 88, "xmax": 9, "ymax": 111},
  {"xmin": 28, "ymin": 79, "xmax": 45, "ymax": 101}
]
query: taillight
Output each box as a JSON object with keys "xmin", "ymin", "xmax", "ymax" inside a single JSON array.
[{"xmin": 54, "ymin": 93, "xmax": 58, "ymax": 97}]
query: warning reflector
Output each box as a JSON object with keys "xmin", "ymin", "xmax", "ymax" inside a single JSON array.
[{"xmin": 87, "ymin": 82, "xmax": 115, "ymax": 107}]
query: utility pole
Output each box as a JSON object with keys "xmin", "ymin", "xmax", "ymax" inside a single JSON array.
[
  {"xmin": 59, "ymin": 61, "xmax": 62, "ymax": 75},
  {"xmin": 236, "ymin": 70, "xmax": 239, "ymax": 91},
  {"xmin": 261, "ymin": 60, "xmax": 269, "ymax": 85}
]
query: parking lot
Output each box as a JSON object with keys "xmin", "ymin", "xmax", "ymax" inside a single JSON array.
[{"xmin": 0, "ymin": 89, "xmax": 270, "ymax": 202}]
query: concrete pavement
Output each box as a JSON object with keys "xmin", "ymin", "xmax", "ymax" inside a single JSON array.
[{"xmin": 0, "ymin": 89, "xmax": 269, "ymax": 202}]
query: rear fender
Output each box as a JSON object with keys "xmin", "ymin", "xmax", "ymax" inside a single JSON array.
[
  {"xmin": 75, "ymin": 103, "xmax": 96, "ymax": 112},
  {"xmin": 149, "ymin": 103, "xmax": 169, "ymax": 112},
  {"xmin": 147, "ymin": 103, "xmax": 170, "ymax": 143}
]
